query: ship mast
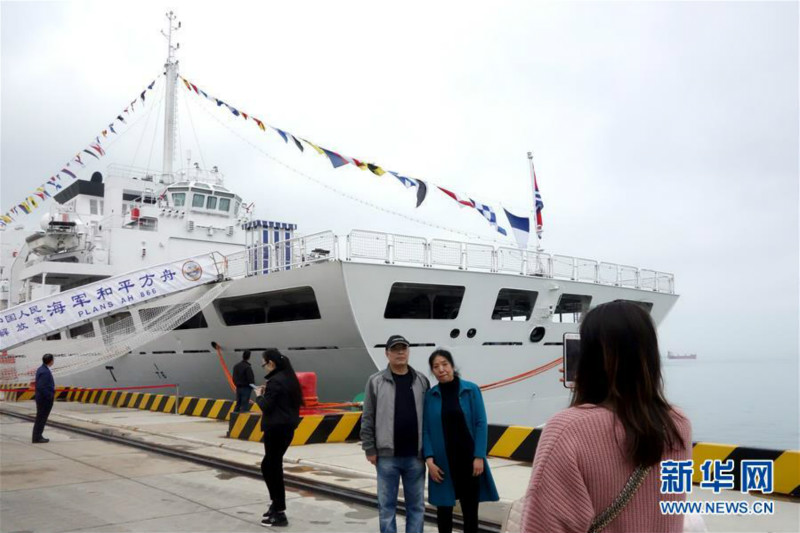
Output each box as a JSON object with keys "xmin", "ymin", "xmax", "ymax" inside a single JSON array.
[
  {"xmin": 527, "ymin": 151, "xmax": 542, "ymax": 251},
  {"xmin": 161, "ymin": 11, "xmax": 180, "ymax": 184}
]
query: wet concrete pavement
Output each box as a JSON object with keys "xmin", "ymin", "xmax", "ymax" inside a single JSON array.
[{"xmin": 0, "ymin": 412, "xmax": 389, "ymax": 532}]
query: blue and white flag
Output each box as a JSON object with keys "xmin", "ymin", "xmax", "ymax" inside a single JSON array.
[
  {"xmin": 389, "ymin": 172, "xmax": 427, "ymax": 207},
  {"xmin": 472, "ymin": 199, "xmax": 508, "ymax": 236},
  {"xmin": 503, "ymin": 208, "xmax": 530, "ymax": 249}
]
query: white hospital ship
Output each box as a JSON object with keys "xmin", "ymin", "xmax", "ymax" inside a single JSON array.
[{"xmin": 0, "ymin": 13, "xmax": 677, "ymax": 427}]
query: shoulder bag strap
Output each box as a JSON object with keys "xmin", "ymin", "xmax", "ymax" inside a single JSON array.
[{"xmin": 587, "ymin": 465, "xmax": 652, "ymax": 533}]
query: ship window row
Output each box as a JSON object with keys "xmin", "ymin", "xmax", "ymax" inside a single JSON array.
[
  {"xmin": 42, "ymin": 287, "xmax": 653, "ymax": 341},
  {"xmin": 383, "ymin": 283, "xmax": 539, "ymax": 320},
  {"xmin": 383, "ymin": 283, "xmax": 652, "ymax": 321},
  {"xmin": 172, "ymin": 192, "xmax": 233, "ymax": 213}
]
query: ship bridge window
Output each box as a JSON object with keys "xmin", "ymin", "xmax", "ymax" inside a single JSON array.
[
  {"xmin": 206, "ymin": 196, "xmax": 218, "ymax": 210},
  {"xmin": 218, "ymin": 198, "xmax": 231, "ymax": 212},
  {"xmin": 45, "ymin": 332, "xmax": 61, "ymax": 341},
  {"xmin": 192, "ymin": 193, "xmax": 206, "ymax": 208},
  {"xmin": 138, "ymin": 305, "xmax": 208, "ymax": 330},
  {"xmin": 492, "ymin": 289, "xmax": 538, "ymax": 321},
  {"xmin": 215, "ymin": 286, "xmax": 321, "ymax": 326},
  {"xmin": 617, "ymin": 300, "xmax": 654, "ymax": 314},
  {"xmin": 69, "ymin": 322, "xmax": 95, "ymax": 339},
  {"xmin": 172, "ymin": 193, "xmax": 186, "ymax": 207},
  {"xmin": 551, "ymin": 294, "xmax": 592, "ymax": 323},
  {"xmin": 384, "ymin": 282, "xmax": 465, "ymax": 319}
]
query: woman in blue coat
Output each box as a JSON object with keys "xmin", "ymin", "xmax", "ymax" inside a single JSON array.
[{"xmin": 423, "ymin": 349, "xmax": 499, "ymax": 533}]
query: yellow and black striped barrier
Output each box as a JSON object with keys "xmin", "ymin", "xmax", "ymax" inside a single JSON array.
[
  {"xmin": 484, "ymin": 425, "xmax": 800, "ymax": 497},
  {"xmin": 691, "ymin": 443, "xmax": 800, "ymax": 498},
  {"xmin": 1, "ymin": 385, "xmax": 74, "ymax": 402},
  {"xmin": 59, "ymin": 387, "xmax": 259, "ymax": 421},
  {"xmin": 228, "ymin": 411, "xmax": 362, "ymax": 446}
]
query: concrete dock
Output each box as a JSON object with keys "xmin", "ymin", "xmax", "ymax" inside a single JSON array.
[
  {"xmin": 0, "ymin": 410, "xmax": 387, "ymax": 532},
  {"xmin": 1, "ymin": 400, "xmax": 798, "ymax": 533}
]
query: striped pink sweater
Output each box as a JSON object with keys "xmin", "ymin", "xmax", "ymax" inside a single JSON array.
[{"xmin": 521, "ymin": 405, "xmax": 692, "ymax": 533}]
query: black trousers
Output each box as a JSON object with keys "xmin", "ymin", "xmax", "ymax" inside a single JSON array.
[
  {"xmin": 436, "ymin": 457, "xmax": 481, "ymax": 533},
  {"xmin": 234, "ymin": 387, "xmax": 251, "ymax": 412},
  {"xmin": 261, "ymin": 425, "xmax": 295, "ymax": 512},
  {"xmin": 32, "ymin": 398, "xmax": 53, "ymax": 441}
]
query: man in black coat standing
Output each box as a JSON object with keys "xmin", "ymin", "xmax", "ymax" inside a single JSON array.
[
  {"xmin": 232, "ymin": 350, "xmax": 255, "ymax": 412},
  {"xmin": 32, "ymin": 353, "xmax": 55, "ymax": 443}
]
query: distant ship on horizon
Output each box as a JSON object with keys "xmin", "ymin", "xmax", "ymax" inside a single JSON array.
[{"xmin": 667, "ymin": 351, "xmax": 697, "ymax": 360}]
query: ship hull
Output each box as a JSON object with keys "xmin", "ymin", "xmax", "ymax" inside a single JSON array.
[{"xmin": 8, "ymin": 260, "xmax": 678, "ymax": 427}]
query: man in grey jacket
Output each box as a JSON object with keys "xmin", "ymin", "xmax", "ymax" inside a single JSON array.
[{"xmin": 361, "ymin": 334, "xmax": 430, "ymax": 533}]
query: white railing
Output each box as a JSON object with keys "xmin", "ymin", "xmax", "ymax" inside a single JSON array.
[
  {"xmin": 226, "ymin": 229, "xmax": 675, "ymax": 294},
  {"xmin": 393, "ymin": 234, "xmax": 427, "ymax": 265},
  {"xmin": 347, "ymin": 230, "xmax": 389, "ymax": 263},
  {"xmin": 465, "ymin": 243, "xmax": 494, "ymax": 271},
  {"xmin": 430, "ymin": 239, "xmax": 463, "ymax": 268},
  {"xmin": 551, "ymin": 255, "xmax": 576, "ymax": 279},
  {"xmin": 526, "ymin": 251, "xmax": 552, "ymax": 277},
  {"xmin": 497, "ymin": 247, "xmax": 525, "ymax": 274},
  {"xmin": 343, "ymin": 230, "xmax": 675, "ymax": 294}
]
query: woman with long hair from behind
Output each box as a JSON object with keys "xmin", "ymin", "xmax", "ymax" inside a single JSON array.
[
  {"xmin": 255, "ymin": 349, "xmax": 304, "ymax": 527},
  {"xmin": 521, "ymin": 300, "xmax": 691, "ymax": 533}
]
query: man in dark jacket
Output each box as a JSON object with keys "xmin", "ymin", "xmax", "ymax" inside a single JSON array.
[
  {"xmin": 32, "ymin": 353, "xmax": 55, "ymax": 443},
  {"xmin": 361, "ymin": 335, "xmax": 430, "ymax": 533},
  {"xmin": 232, "ymin": 350, "xmax": 255, "ymax": 412}
]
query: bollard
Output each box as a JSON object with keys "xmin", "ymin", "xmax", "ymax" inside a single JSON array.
[{"xmin": 175, "ymin": 385, "xmax": 179, "ymax": 415}]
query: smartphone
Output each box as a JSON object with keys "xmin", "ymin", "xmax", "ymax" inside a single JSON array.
[
  {"xmin": 563, "ymin": 333, "xmax": 580, "ymax": 388},
  {"xmin": 249, "ymin": 383, "xmax": 259, "ymax": 390}
]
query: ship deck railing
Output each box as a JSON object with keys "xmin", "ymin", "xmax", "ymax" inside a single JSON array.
[{"xmin": 224, "ymin": 229, "xmax": 675, "ymax": 295}]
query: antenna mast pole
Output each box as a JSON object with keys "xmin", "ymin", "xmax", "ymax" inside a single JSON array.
[{"xmin": 161, "ymin": 11, "xmax": 180, "ymax": 184}]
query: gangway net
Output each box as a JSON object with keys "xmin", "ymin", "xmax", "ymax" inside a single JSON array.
[
  {"xmin": 0, "ymin": 253, "xmax": 229, "ymax": 385},
  {"xmin": 0, "ymin": 283, "xmax": 229, "ymax": 385}
]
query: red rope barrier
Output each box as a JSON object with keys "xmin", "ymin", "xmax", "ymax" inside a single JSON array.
[{"xmin": 479, "ymin": 357, "xmax": 561, "ymax": 391}]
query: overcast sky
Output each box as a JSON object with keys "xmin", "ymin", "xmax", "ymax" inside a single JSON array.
[{"xmin": 1, "ymin": 1, "xmax": 798, "ymax": 365}]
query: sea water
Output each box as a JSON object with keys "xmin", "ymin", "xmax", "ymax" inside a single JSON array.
[{"xmin": 663, "ymin": 358, "xmax": 799, "ymax": 450}]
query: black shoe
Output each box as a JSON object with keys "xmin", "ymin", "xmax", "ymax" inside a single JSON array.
[
  {"xmin": 262, "ymin": 504, "xmax": 277, "ymax": 518},
  {"xmin": 261, "ymin": 512, "xmax": 288, "ymax": 527},
  {"xmin": 32, "ymin": 437, "xmax": 49, "ymax": 443}
]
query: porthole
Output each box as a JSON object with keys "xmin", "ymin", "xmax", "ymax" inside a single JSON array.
[
  {"xmin": 450, "ymin": 329, "xmax": 460, "ymax": 338},
  {"xmin": 467, "ymin": 328, "xmax": 477, "ymax": 338},
  {"xmin": 529, "ymin": 326, "xmax": 546, "ymax": 343}
]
